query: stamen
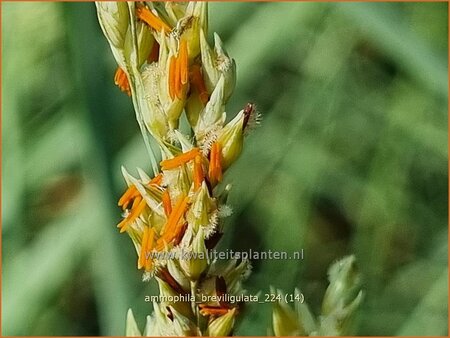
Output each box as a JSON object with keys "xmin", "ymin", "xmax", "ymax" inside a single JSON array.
[
  {"xmin": 119, "ymin": 175, "xmax": 161, "ymax": 211},
  {"xmin": 144, "ymin": 227, "xmax": 155, "ymax": 271},
  {"xmin": 114, "ymin": 67, "xmax": 131, "ymax": 96},
  {"xmin": 116, "ymin": 218, "xmax": 128, "ymax": 230},
  {"xmin": 144, "ymin": 256, "xmax": 153, "ymax": 271},
  {"xmin": 159, "ymin": 195, "xmax": 188, "ymax": 239},
  {"xmin": 162, "ymin": 189, "xmax": 172, "ymax": 217},
  {"xmin": 160, "ymin": 148, "xmax": 200, "ymax": 170},
  {"xmin": 138, "ymin": 226, "xmax": 150, "ymax": 269},
  {"xmin": 118, "ymin": 223, "xmax": 129, "ymax": 233},
  {"xmin": 154, "ymin": 239, "xmax": 167, "ymax": 252},
  {"xmin": 117, "ymin": 196, "xmax": 143, "ymax": 230},
  {"xmin": 119, "ymin": 198, "xmax": 147, "ymax": 233},
  {"xmin": 157, "ymin": 194, "xmax": 189, "ymax": 243},
  {"xmin": 193, "ymin": 154, "xmax": 204, "ymax": 190},
  {"xmin": 149, "ymin": 173, "xmax": 163, "ymax": 186},
  {"xmin": 208, "ymin": 142, "xmax": 223, "ymax": 185},
  {"xmin": 118, "ymin": 185, "xmax": 138, "ymax": 209},
  {"xmin": 174, "ymin": 53, "xmax": 182, "ymax": 99},
  {"xmin": 199, "ymin": 305, "xmax": 231, "ymax": 316},
  {"xmin": 173, "ymin": 222, "xmax": 188, "ymax": 246},
  {"xmin": 190, "ymin": 64, "xmax": 209, "ymax": 105},
  {"xmin": 136, "ymin": 6, "xmax": 172, "ymax": 33},
  {"xmin": 179, "ymin": 40, "xmax": 188, "ymax": 85},
  {"xmin": 168, "ymin": 56, "xmax": 177, "ymax": 100},
  {"xmin": 131, "ymin": 195, "xmax": 141, "ymax": 209},
  {"xmin": 169, "ymin": 202, "xmax": 190, "ymax": 243}
]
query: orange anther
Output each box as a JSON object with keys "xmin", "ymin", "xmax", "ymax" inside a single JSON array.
[
  {"xmin": 160, "ymin": 148, "xmax": 200, "ymax": 170},
  {"xmin": 155, "ymin": 239, "xmax": 167, "ymax": 252},
  {"xmin": 131, "ymin": 195, "xmax": 141, "ymax": 209},
  {"xmin": 199, "ymin": 305, "xmax": 231, "ymax": 316},
  {"xmin": 168, "ymin": 41, "xmax": 188, "ymax": 101},
  {"xmin": 119, "ymin": 197, "xmax": 147, "ymax": 233},
  {"xmin": 138, "ymin": 226, "xmax": 150, "ymax": 269},
  {"xmin": 118, "ymin": 223, "xmax": 129, "ymax": 233},
  {"xmin": 116, "ymin": 218, "xmax": 127, "ymax": 230},
  {"xmin": 179, "ymin": 40, "xmax": 189, "ymax": 85},
  {"xmin": 114, "ymin": 67, "xmax": 131, "ymax": 96},
  {"xmin": 162, "ymin": 189, "xmax": 172, "ymax": 217},
  {"xmin": 208, "ymin": 142, "xmax": 223, "ymax": 186},
  {"xmin": 118, "ymin": 185, "xmax": 138, "ymax": 209},
  {"xmin": 117, "ymin": 195, "xmax": 143, "ymax": 230},
  {"xmin": 144, "ymin": 254, "xmax": 153, "ymax": 271},
  {"xmin": 136, "ymin": 6, "xmax": 171, "ymax": 33},
  {"xmin": 190, "ymin": 64, "xmax": 209, "ymax": 105},
  {"xmin": 158, "ymin": 194, "xmax": 189, "ymax": 242},
  {"xmin": 144, "ymin": 227, "xmax": 155, "ymax": 271},
  {"xmin": 174, "ymin": 53, "xmax": 182, "ymax": 99},
  {"xmin": 193, "ymin": 154, "xmax": 204, "ymax": 190},
  {"xmin": 168, "ymin": 56, "xmax": 177, "ymax": 100},
  {"xmin": 149, "ymin": 173, "xmax": 163, "ymax": 186},
  {"xmin": 173, "ymin": 222, "xmax": 188, "ymax": 246}
]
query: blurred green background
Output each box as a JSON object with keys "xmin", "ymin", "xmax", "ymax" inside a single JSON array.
[{"xmin": 2, "ymin": 1, "xmax": 448, "ymax": 336}]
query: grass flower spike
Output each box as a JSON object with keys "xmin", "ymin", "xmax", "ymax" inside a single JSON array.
[
  {"xmin": 271, "ymin": 256, "xmax": 363, "ymax": 336},
  {"xmin": 97, "ymin": 2, "xmax": 256, "ymax": 335}
]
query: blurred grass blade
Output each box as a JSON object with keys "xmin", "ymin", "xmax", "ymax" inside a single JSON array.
[
  {"xmin": 397, "ymin": 268, "xmax": 448, "ymax": 335},
  {"xmin": 337, "ymin": 2, "xmax": 448, "ymax": 97}
]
